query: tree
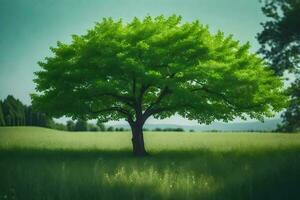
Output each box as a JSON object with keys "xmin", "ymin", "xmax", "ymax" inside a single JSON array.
[
  {"xmin": 106, "ymin": 127, "xmax": 115, "ymax": 132},
  {"xmin": 0, "ymin": 96, "xmax": 52, "ymax": 127},
  {"xmin": 31, "ymin": 108, "xmax": 51, "ymax": 127},
  {"xmin": 88, "ymin": 123, "xmax": 99, "ymax": 131},
  {"xmin": 2, "ymin": 95, "xmax": 25, "ymax": 126},
  {"xmin": 257, "ymin": 0, "xmax": 300, "ymax": 132},
  {"xmin": 96, "ymin": 119, "xmax": 106, "ymax": 131},
  {"xmin": 48, "ymin": 121, "xmax": 67, "ymax": 131},
  {"xmin": 277, "ymin": 79, "xmax": 300, "ymax": 131},
  {"xmin": 24, "ymin": 105, "xmax": 52, "ymax": 127},
  {"xmin": 0, "ymin": 101, "xmax": 5, "ymax": 126},
  {"xmin": 24, "ymin": 106, "xmax": 33, "ymax": 126},
  {"xmin": 257, "ymin": 0, "xmax": 300, "ymax": 75},
  {"xmin": 74, "ymin": 119, "xmax": 87, "ymax": 131},
  {"xmin": 32, "ymin": 15, "xmax": 286, "ymax": 156},
  {"xmin": 66, "ymin": 120, "xmax": 76, "ymax": 131}
]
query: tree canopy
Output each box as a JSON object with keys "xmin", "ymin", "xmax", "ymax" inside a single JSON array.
[
  {"xmin": 32, "ymin": 15, "xmax": 287, "ymax": 155},
  {"xmin": 257, "ymin": 0, "xmax": 300, "ymax": 75},
  {"xmin": 258, "ymin": 0, "xmax": 300, "ymax": 132}
]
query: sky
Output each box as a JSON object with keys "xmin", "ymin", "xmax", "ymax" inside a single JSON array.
[{"xmin": 0, "ymin": 0, "xmax": 270, "ymax": 125}]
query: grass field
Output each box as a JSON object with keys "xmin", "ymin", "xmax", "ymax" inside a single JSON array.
[{"xmin": 0, "ymin": 127, "xmax": 300, "ymax": 200}]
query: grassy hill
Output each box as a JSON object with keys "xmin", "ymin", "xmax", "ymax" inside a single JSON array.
[{"xmin": 0, "ymin": 127, "xmax": 300, "ymax": 200}]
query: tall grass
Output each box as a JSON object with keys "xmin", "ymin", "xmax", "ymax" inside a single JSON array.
[{"xmin": 0, "ymin": 127, "xmax": 300, "ymax": 200}]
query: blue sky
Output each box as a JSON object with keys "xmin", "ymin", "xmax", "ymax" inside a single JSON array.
[{"xmin": 0, "ymin": 0, "xmax": 269, "ymax": 125}]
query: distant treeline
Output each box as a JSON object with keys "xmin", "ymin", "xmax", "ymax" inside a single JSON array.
[
  {"xmin": 0, "ymin": 95, "xmax": 51, "ymax": 127},
  {"xmin": 144, "ymin": 128, "xmax": 185, "ymax": 132}
]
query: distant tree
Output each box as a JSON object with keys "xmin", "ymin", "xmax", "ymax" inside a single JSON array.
[
  {"xmin": 33, "ymin": 110, "xmax": 50, "ymax": 127},
  {"xmin": 88, "ymin": 123, "xmax": 99, "ymax": 131},
  {"xmin": 0, "ymin": 96, "xmax": 52, "ymax": 127},
  {"xmin": 114, "ymin": 127, "xmax": 125, "ymax": 131},
  {"xmin": 74, "ymin": 119, "xmax": 88, "ymax": 131},
  {"xmin": 2, "ymin": 95, "xmax": 25, "ymax": 126},
  {"xmin": 66, "ymin": 120, "xmax": 75, "ymax": 131},
  {"xmin": 25, "ymin": 105, "xmax": 51, "ymax": 127},
  {"xmin": 160, "ymin": 127, "xmax": 184, "ymax": 132},
  {"xmin": 96, "ymin": 119, "xmax": 106, "ymax": 131},
  {"xmin": 32, "ymin": 15, "xmax": 286, "ymax": 156},
  {"xmin": 0, "ymin": 101, "xmax": 5, "ymax": 126},
  {"xmin": 173, "ymin": 128, "xmax": 184, "ymax": 132},
  {"xmin": 48, "ymin": 121, "xmax": 67, "ymax": 131},
  {"xmin": 257, "ymin": 0, "xmax": 300, "ymax": 132},
  {"xmin": 106, "ymin": 127, "xmax": 114, "ymax": 132},
  {"xmin": 24, "ymin": 106, "xmax": 33, "ymax": 125}
]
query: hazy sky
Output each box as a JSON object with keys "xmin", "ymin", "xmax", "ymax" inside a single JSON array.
[{"xmin": 0, "ymin": 0, "xmax": 268, "ymax": 125}]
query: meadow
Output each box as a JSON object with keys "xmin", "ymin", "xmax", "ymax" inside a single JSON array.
[{"xmin": 0, "ymin": 127, "xmax": 300, "ymax": 200}]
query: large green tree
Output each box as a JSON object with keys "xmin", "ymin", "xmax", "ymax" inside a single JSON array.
[
  {"xmin": 32, "ymin": 15, "xmax": 286, "ymax": 156},
  {"xmin": 257, "ymin": 0, "xmax": 300, "ymax": 132}
]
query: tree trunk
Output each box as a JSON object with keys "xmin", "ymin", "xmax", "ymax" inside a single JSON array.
[{"xmin": 130, "ymin": 121, "xmax": 148, "ymax": 156}]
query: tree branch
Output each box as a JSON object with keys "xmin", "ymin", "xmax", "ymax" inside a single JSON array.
[
  {"xmin": 143, "ymin": 105, "xmax": 178, "ymax": 120},
  {"xmin": 191, "ymin": 86, "xmax": 235, "ymax": 107},
  {"xmin": 138, "ymin": 84, "xmax": 150, "ymax": 104},
  {"xmin": 191, "ymin": 86, "xmax": 262, "ymax": 111},
  {"xmin": 140, "ymin": 73, "xmax": 177, "ymax": 121},
  {"xmin": 143, "ymin": 86, "xmax": 171, "ymax": 116},
  {"xmin": 126, "ymin": 116, "xmax": 135, "ymax": 127}
]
